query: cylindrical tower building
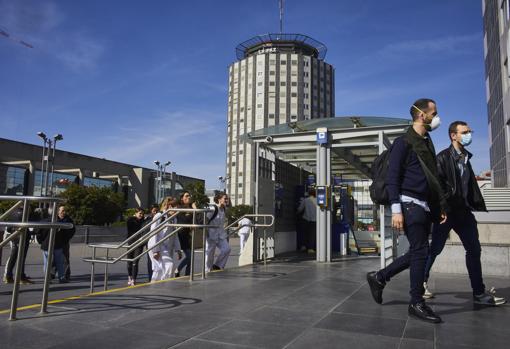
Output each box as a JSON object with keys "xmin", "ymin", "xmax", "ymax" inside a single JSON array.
[{"xmin": 226, "ymin": 34, "xmax": 335, "ymax": 205}]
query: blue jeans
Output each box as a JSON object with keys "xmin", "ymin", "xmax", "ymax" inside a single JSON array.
[
  {"xmin": 378, "ymin": 202, "xmax": 431, "ymax": 305},
  {"xmin": 424, "ymin": 207, "xmax": 485, "ymax": 295},
  {"xmin": 43, "ymin": 249, "xmax": 65, "ymax": 280},
  {"xmin": 178, "ymin": 249, "xmax": 191, "ymax": 276}
]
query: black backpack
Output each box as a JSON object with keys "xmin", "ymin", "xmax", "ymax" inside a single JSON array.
[
  {"xmin": 369, "ymin": 150, "xmax": 392, "ymax": 205},
  {"xmin": 369, "ymin": 137, "xmax": 410, "ymax": 205}
]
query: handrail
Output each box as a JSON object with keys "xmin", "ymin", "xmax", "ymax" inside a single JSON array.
[
  {"xmin": 0, "ymin": 195, "xmax": 71, "ymax": 321},
  {"xmin": 84, "ymin": 207, "xmax": 216, "ymax": 292}
]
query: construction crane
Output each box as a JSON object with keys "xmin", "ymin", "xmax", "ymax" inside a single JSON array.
[{"xmin": 0, "ymin": 25, "xmax": 34, "ymax": 49}]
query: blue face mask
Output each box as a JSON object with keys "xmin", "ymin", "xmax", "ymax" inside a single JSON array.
[{"xmin": 460, "ymin": 132, "xmax": 472, "ymax": 146}]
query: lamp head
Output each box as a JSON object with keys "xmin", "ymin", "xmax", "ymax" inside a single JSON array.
[
  {"xmin": 37, "ymin": 132, "xmax": 47, "ymax": 140},
  {"xmin": 164, "ymin": 161, "xmax": 171, "ymax": 166},
  {"xmin": 53, "ymin": 134, "xmax": 63, "ymax": 141},
  {"xmin": 154, "ymin": 160, "xmax": 160, "ymax": 166}
]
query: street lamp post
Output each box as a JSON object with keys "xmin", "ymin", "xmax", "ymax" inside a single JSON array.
[
  {"xmin": 162, "ymin": 161, "xmax": 171, "ymax": 200},
  {"xmin": 37, "ymin": 132, "xmax": 48, "ymax": 198},
  {"xmin": 154, "ymin": 161, "xmax": 161, "ymax": 204},
  {"xmin": 218, "ymin": 175, "xmax": 230, "ymax": 192},
  {"xmin": 49, "ymin": 134, "xmax": 63, "ymax": 197}
]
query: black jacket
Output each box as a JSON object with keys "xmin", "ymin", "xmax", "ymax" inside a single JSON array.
[{"xmin": 436, "ymin": 145, "xmax": 487, "ymax": 212}]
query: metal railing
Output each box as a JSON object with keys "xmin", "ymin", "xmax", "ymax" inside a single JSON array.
[
  {"xmin": 225, "ymin": 214, "xmax": 275, "ymax": 265},
  {"xmin": 0, "ymin": 196, "xmax": 74, "ymax": 321},
  {"xmin": 83, "ymin": 209, "xmax": 275, "ymax": 291}
]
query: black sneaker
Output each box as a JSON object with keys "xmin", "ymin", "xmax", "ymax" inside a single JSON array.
[
  {"xmin": 366, "ymin": 271, "xmax": 384, "ymax": 304},
  {"xmin": 408, "ymin": 302, "xmax": 442, "ymax": 323},
  {"xmin": 58, "ymin": 278, "xmax": 69, "ymax": 284},
  {"xmin": 474, "ymin": 288, "xmax": 507, "ymax": 306},
  {"xmin": 212, "ymin": 264, "xmax": 222, "ymax": 271},
  {"xmin": 20, "ymin": 277, "xmax": 35, "ymax": 285},
  {"xmin": 3, "ymin": 275, "xmax": 14, "ymax": 284}
]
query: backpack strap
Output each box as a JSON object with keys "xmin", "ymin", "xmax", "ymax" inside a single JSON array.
[{"xmin": 207, "ymin": 205, "xmax": 219, "ymax": 224}]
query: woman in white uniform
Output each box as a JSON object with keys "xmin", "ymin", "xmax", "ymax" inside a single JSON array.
[
  {"xmin": 205, "ymin": 193, "xmax": 231, "ymax": 272},
  {"xmin": 148, "ymin": 197, "xmax": 181, "ymax": 281},
  {"xmin": 237, "ymin": 217, "xmax": 252, "ymax": 252}
]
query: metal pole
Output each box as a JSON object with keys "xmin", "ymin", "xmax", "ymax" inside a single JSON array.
[
  {"xmin": 378, "ymin": 131, "xmax": 386, "ymax": 269},
  {"xmin": 44, "ymin": 140, "xmax": 52, "ymax": 197},
  {"xmin": 318, "ymin": 144, "xmax": 327, "ymax": 262},
  {"xmin": 190, "ymin": 213, "xmax": 195, "ymax": 282},
  {"xmin": 90, "ymin": 247, "xmax": 96, "ymax": 293},
  {"xmin": 326, "ymin": 145, "xmax": 331, "ymax": 262},
  {"xmin": 39, "ymin": 140, "xmax": 47, "ymax": 202},
  {"xmin": 202, "ymin": 212, "xmax": 206, "ymax": 279},
  {"xmin": 263, "ymin": 228, "xmax": 267, "ymax": 266},
  {"xmin": 104, "ymin": 249, "xmax": 109, "ymax": 291},
  {"xmin": 255, "ymin": 142, "xmax": 260, "ymax": 215},
  {"xmin": 49, "ymin": 140, "xmax": 56, "ymax": 197},
  {"xmin": 9, "ymin": 199, "xmax": 30, "ymax": 321},
  {"xmin": 40, "ymin": 201, "xmax": 57, "ymax": 314}
]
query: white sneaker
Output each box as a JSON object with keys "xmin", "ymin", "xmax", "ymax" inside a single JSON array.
[
  {"xmin": 474, "ymin": 287, "xmax": 506, "ymax": 306},
  {"xmin": 423, "ymin": 282, "xmax": 434, "ymax": 299}
]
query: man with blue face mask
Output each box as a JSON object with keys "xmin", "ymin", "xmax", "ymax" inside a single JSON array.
[{"xmin": 422, "ymin": 121, "xmax": 506, "ymax": 306}]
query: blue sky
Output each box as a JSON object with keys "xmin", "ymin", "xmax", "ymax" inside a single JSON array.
[{"xmin": 0, "ymin": 0, "xmax": 488, "ymax": 188}]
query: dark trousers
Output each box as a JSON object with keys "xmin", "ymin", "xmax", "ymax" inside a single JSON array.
[
  {"xmin": 305, "ymin": 220, "xmax": 316, "ymax": 250},
  {"xmin": 127, "ymin": 245, "xmax": 144, "ymax": 280},
  {"xmin": 146, "ymin": 247, "xmax": 152, "ymax": 282},
  {"xmin": 63, "ymin": 242, "xmax": 71, "ymax": 279},
  {"xmin": 5, "ymin": 234, "xmax": 30, "ymax": 278},
  {"xmin": 378, "ymin": 202, "xmax": 431, "ymax": 305},
  {"xmin": 424, "ymin": 208, "xmax": 485, "ymax": 295},
  {"xmin": 178, "ymin": 249, "xmax": 191, "ymax": 276}
]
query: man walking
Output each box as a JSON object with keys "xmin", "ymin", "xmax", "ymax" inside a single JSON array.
[
  {"xmin": 57, "ymin": 206, "xmax": 75, "ymax": 281},
  {"xmin": 422, "ymin": 121, "xmax": 506, "ymax": 306},
  {"xmin": 366, "ymin": 98, "xmax": 447, "ymax": 323},
  {"xmin": 297, "ymin": 188, "xmax": 317, "ymax": 254}
]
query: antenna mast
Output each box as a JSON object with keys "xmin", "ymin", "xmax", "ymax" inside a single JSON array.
[{"xmin": 279, "ymin": 0, "xmax": 284, "ymax": 34}]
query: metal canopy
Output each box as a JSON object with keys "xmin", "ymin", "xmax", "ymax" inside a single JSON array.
[{"xmin": 246, "ymin": 116, "xmax": 412, "ymax": 179}]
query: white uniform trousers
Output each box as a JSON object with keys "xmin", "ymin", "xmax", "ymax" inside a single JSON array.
[
  {"xmin": 205, "ymin": 238, "xmax": 231, "ymax": 271},
  {"xmin": 239, "ymin": 233, "xmax": 249, "ymax": 252}
]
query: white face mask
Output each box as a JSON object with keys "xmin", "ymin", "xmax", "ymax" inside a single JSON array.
[{"xmin": 428, "ymin": 116, "xmax": 441, "ymax": 131}]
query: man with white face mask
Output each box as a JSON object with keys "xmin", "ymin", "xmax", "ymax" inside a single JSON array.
[
  {"xmin": 422, "ymin": 121, "xmax": 506, "ymax": 306},
  {"xmin": 367, "ymin": 98, "xmax": 448, "ymax": 323}
]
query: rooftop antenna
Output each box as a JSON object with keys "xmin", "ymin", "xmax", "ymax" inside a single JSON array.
[{"xmin": 279, "ymin": 0, "xmax": 284, "ymax": 34}]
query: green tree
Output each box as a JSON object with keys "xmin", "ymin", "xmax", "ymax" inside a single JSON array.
[
  {"xmin": 226, "ymin": 204, "xmax": 253, "ymax": 224},
  {"xmin": 60, "ymin": 184, "xmax": 125, "ymax": 225},
  {"xmin": 184, "ymin": 181, "xmax": 209, "ymax": 208}
]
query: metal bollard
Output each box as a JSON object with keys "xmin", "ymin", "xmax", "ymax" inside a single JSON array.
[{"xmin": 40, "ymin": 201, "xmax": 58, "ymax": 314}]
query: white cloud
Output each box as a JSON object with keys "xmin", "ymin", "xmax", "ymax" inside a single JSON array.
[
  {"xmin": 0, "ymin": 0, "xmax": 104, "ymax": 72},
  {"xmin": 378, "ymin": 34, "xmax": 481, "ymax": 58}
]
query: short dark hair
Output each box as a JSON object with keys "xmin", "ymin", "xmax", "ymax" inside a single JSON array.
[
  {"xmin": 134, "ymin": 207, "xmax": 144, "ymax": 213},
  {"xmin": 410, "ymin": 98, "xmax": 436, "ymax": 120},
  {"xmin": 448, "ymin": 121, "xmax": 468, "ymax": 141}
]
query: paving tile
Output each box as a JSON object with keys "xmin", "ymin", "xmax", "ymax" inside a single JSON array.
[
  {"xmin": 286, "ymin": 327, "xmax": 400, "ymax": 349},
  {"xmin": 172, "ymin": 338, "xmax": 258, "ymax": 348},
  {"xmin": 121, "ymin": 310, "xmax": 223, "ymax": 337},
  {"xmin": 398, "ymin": 338, "xmax": 434, "ymax": 349},
  {"xmin": 197, "ymin": 319, "xmax": 304, "ymax": 349},
  {"xmin": 314, "ymin": 312, "xmax": 406, "ymax": 338},
  {"xmin": 47, "ymin": 327, "xmax": 186, "ymax": 349},
  {"xmin": 238, "ymin": 305, "xmax": 324, "ymax": 326},
  {"xmin": 333, "ymin": 298, "xmax": 410, "ymax": 320},
  {"xmin": 435, "ymin": 322, "xmax": 510, "ymax": 348},
  {"xmin": 402, "ymin": 318, "xmax": 435, "ymax": 341}
]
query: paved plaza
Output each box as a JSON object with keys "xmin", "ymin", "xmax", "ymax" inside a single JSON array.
[{"xmin": 0, "ymin": 243, "xmax": 509, "ymax": 349}]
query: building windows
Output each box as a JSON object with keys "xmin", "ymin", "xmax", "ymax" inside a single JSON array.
[
  {"xmin": 257, "ymin": 104, "xmax": 263, "ymax": 108},
  {"xmin": 269, "ymin": 81, "xmax": 275, "ymax": 86},
  {"xmin": 269, "ymin": 113, "xmax": 275, "ymax": 119},
  {"xmin": 280, "ymin": 81, "xmax": 286, "ymax": 86},
  {"xmin": 257, "ymin": 71, "xmax": 263, "ymax": 76},
  {"xmin": 238, "ymin": 183, "xmax": 243, "ymax": 188},
  {"xmin": 291, "ymin": 60, "xmax": 297, "ymax": 65},
  {"xmin": 257, "ymin": 82, "xmax": 263, "ymax": 86},
  {"xmin": 291, "ymin": 92, "xmax": 297, "ymax": 97},
  {"xmin": 291, "ymin": 82, "xmax": 297, "ymax": 86},
  {"xmin": 269, "ymin": 71, "xmax": 276, "ymax": 75},
  {"xmin": 0, "ymin": 165, "xmax": 26, "ymax": 196}
]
